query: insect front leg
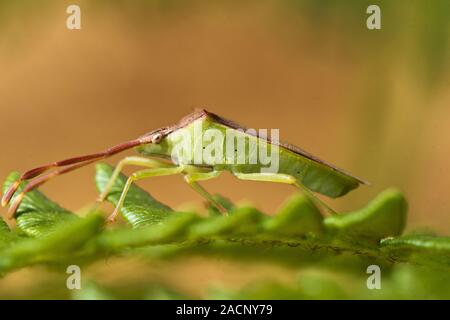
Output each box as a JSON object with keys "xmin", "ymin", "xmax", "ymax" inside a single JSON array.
[
  {"xmin": 232, "ymin": 172, "xmax": 336, "ymax": 215},
  {"xmin": 107, "ymin": 166, "xmax": 184, "ymax": 223},
  {"xmin": 183, "ymin": 170, "xmax": 227, "ymax": 215},
  {"xmin": 97, "ymin": 156, "xmax": 174, "ymax": 202}
]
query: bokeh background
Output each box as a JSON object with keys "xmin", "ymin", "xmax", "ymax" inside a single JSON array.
[{"xmin": 0, "ymin": 0, "xmax": 449, "ymax": 298}]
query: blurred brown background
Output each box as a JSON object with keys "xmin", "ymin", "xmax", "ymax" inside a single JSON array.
[{"xmin": 0, "ymin": 0, "xmax": 449, "ymax": 233}]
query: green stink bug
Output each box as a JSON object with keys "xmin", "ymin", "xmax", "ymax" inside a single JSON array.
[{"xmin": 2, "ymin": 110, "xmax": 367, "ymax": 222}]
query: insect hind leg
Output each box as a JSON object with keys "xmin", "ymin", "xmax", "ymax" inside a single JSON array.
[{"xmin": 232, "ymin": 172, "xmax": 336, "ymax": 215}]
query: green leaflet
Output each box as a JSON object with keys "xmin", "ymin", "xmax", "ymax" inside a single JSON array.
[
  {"xmin": 264, "ymin": 193, "xmax": 324, "ymax": 236},
  {"xmin": 96, "ymin": 212, "xmax": 199, "ymax": 250},
  {"xmin": 15, "ymin": 211, "xmax": 79, "ymax": 238},
  {"xmin": 381, "ymin": 234, "xmax": 450, "ymax": 251},
  {"xmin": 381, "ymin": 234, "xmax": 450, "ymax": 268},
  {"xmin": 324, "ymin": 188, "xmax": 407, "ymax": 240},
  {"xmin": 3, "ymin": 172, "xmax": 77, "ymax": 237},
  {"xmin": 0, "ymin": 217, "xmax": 19, "ymax": 250},
  {"xmin": 1, "ymin": 172, "xmax": 103, "ymax": 273},
  {"xmin": 0, "ymin": 218, "xmax": 8, "ymax": 233},
  {"xmin": 144, "ymin": 287, "xmax": 190, "ymax": 300},
  {"xmin": 210, "ymin": 274, "xmax": 348, "ymax": 300},
  {"xmin": 0, "ymin": 214, "xmax": 104, "ymax": 273},
  {"xmin": 72, "ymin": 281, "xmax": 116, "ymax": 300},
  {"xmin": 95, "ymin": 163, "xmax": 172, "ymax": 228},
  {"xmin": 71, "ymin": 281, "xmax": 191, "ymax": 300},
  {"xmin": 190, "ymin": 207, "xmax": 264, "ymax": 238},
  {"xmin": 209, "ymin": 264, "xmax": 450, "ymax": 300}
]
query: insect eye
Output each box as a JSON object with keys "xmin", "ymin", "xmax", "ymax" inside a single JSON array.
[{"xmin": 151, "ymin": 133, "xmax": 163, "ymax": 144}]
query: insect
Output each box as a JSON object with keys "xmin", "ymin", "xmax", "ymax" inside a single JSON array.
[{"xmin": 2, "ymin": 109, "xmax": 367, "ymax": 222}]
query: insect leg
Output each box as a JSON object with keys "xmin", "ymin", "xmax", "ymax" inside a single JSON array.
[
  {"xmin": 295, "ymin": 182, "xmax": 337, "ymax": 215},
  {"xmin": 232, "ymin": 172, "xmax": 336, "ymax": 215},
  {"xmin": 183, "ymin": 171, "xmax": 227, "ymax": 215},
  {"xmin": 233, "ymin": 173, "xmax": 297, "ymax": 184},
  {"xmin": 97, "ymin": 156, "xmax": 174, "ymax": 202},
  {"xmin": 107, "ymin": 166, "xmax": 184, "ymax": 223}
]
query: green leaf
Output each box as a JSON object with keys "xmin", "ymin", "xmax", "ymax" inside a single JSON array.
[
  {"xmin": 95, "ymin": 163, "xmax": 172, "ymax": 228},
  {"xmin": 264, "ymin": 193, "xmax": 324, "ymax": 236},
  {"xmin": 3, "ymin": 172, "xmax": 76, "ymax": 237},
  {"xmin": 72, "ymin": 281, "xmax": 116, "ymax": 300},
  {"xmin": 2, "ymin": 167, "xmax": 450, "ymax": 292},
  {"xmin": 209, "ymin": 272, "xmax": 347, "ymax": 300},
  {"xmin": 0, "ymin": 217, "xmax": 20, "ymax": 250},
  {"xmin": 381, "ymin": 234, "xmax": 450, "ymax": 251},
  {"xmin": 189, "ymin": 207, "xmax": 264, "ymax": 238},
  {"xmin": 324, "ymin": 188, "xmax": 407, "ymax": 240},
  {"xmin": 0, "ymin": 214, "xmax": 104, "ymax": 272},
  {"xmin": 381, "ymin": 234, "xmax": 450, "ymax": 268},
  {"xmin": 16, "ymin": 211, "xmax": 79, "ymax": 238},
  {"xmin": 296, "ymin": 272, "xmax": 348, "ymax": 299},
  {"xmin": 0, "ymin": 218, "xmax": 8, "ymax": 233},
  {"xmin": 209, "ymin": 281, "xmax": 305, "ymax": 300},
  {"xmin": 145, "ymin": 286, "xmax": 190, "ymax": 300},
  {"xmin": 96, "ymin": 212, "xmax": 199, "ymax": 250}
]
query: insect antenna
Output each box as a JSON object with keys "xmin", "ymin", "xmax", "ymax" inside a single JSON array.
[{"xmin": 1, "ymin": 137, "xmax": 150, "ymax": 218}]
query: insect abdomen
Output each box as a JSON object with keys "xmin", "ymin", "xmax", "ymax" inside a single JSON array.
[{"xmin": 279, "ymin": 150, "xmax": 360, "ymax": 198}]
